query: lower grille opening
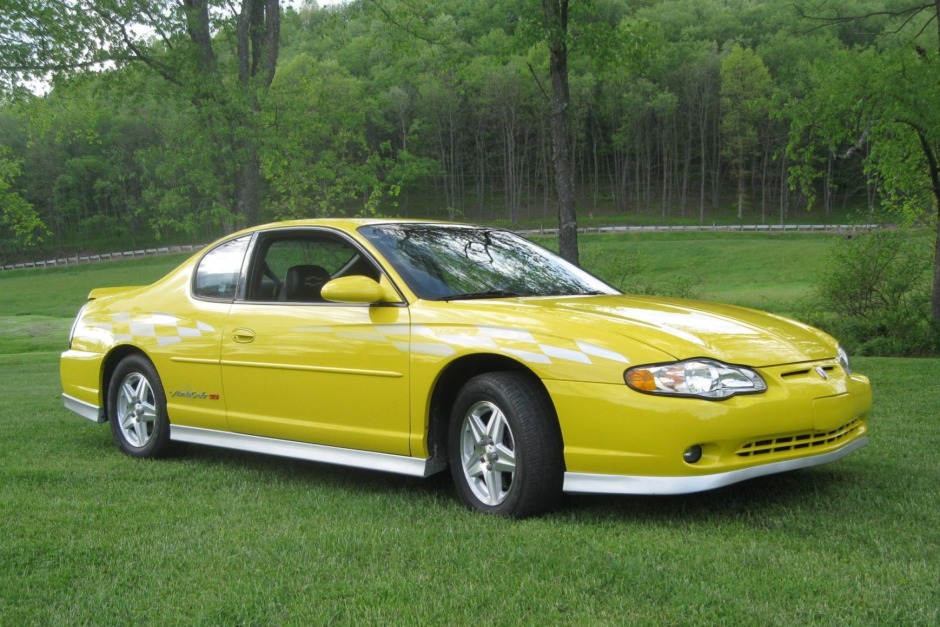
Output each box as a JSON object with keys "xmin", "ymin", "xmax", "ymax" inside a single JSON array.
[{"xmin": 736, "ymin": 420, "xmax": 861, "ymax": 458}]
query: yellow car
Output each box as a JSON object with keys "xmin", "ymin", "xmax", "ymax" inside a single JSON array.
[{"xmin": 61, "ymin": 219, "xmax": 871, "ymax": 517}]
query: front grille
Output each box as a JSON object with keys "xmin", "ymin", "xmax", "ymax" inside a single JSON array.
[
  {"xmin": 780, "ymin": 365, "xmax": 835, "ymax": 379},
  {"xmin": 736, "ymin": 420, "xmax": 862, "ymax": 458}
]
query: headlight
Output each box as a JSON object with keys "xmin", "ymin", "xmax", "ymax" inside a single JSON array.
[
  {"xmin": 625, "ymin": 359, "xmax": 767, "ymax": 400},
  {"xmin": 836, "ymin": 345, "xmax": 852, "ymax": 375}
]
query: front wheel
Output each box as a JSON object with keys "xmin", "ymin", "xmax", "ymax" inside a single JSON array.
[
  {"xmin": 107, "ymin": 354, "xmax": 173, "ymax": 458},
  {"xmin": 448, "ymin": 372, "xmax": 563, "ymax": 518}
]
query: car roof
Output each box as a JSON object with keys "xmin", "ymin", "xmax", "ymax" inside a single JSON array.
[
  {"xmin": 220, "ymin": 218, "xmax": 469, "ymax": 239},
  {"xmin": 257, "ymin": 217, "xmax": 446, "ymax": 230}
]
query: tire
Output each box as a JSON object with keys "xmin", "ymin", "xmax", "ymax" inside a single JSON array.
[
  {"xmin": 448, "ymin": 371, "xmax": 564, "ymax": 518},
  {"xmin": 107, "ymin": 354, "xmax": 173, "ymax": 458}
]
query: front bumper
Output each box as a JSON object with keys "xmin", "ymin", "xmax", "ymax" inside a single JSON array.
[
  {"xmin": 547, "ymin": 361, "xmax": 872, "ymax": 494},
  {"xmin": 563, "ymin": 436, "xmax": 868, "ymax": 494}
]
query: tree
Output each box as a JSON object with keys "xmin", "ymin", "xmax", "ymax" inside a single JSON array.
[
  {"xmin": 470, "ymin": 53, "xmax": 540, "ymax": 224},
  {"xmin": 720, "ymin": 45, "xmax": 771, "ymax": 219},
  {"xmin": 787, "ymin": 2, "xmax": 940, "ymax": 326},
  {"xmin": 0, "ymin": 144, "xmax": 48, "ymax": 253},
  {"xmin": 1, "ymin": 0, "xmax": 104, "ymax": 97},
  {"xmin": 1, "ymin": 0, "xmax": 282, "ymax": 227},
  {"xmin": 262, "ymin": 55, "xmax": 379, "ymax": 218},
  {"xmin": 10, "ymin": 0, "xmax": 935, "ymax": 275},
  {"xmin": 540, "ymin": 0, "xmax": 579, "ymax": 264}
]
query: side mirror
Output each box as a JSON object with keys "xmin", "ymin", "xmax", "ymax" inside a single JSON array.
[{"xmin": 321, "ymin": 276, "xmax": 397, "ymax": 304}]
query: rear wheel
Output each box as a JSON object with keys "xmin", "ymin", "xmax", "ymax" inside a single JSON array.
[
  {"xmin": 448, "ymin": 372, "xmax": 563, "ymax": 518},
  {"xmin": 107, "ymin": 355, "xmax": 173, "ymax": 458}
]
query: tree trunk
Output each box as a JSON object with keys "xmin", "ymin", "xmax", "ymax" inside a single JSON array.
[
  {"xmin": 934, "ymin": 213, "xmax": 940, "ymax": 325},
  {"xmin": 912, "ymin": 126, "xmax": 940, "ymax": 325},
  {"xmin": 236, "ymin": 147, "xmax": 260, "ymax": 227},
  {"xmin": 779, "ymin": 151, "xmax": 789, "ymax": 225},
  {"xmin": 203, "ymin": 0, "xmax": 279, "ymax": 226},
  {"xmin": 542, "ymin": 0, "xmax": 578, "ymax": 265},
  {"xmin": 699, "ymin": 93, "xmax": 708, "ymax": 224},
  {"xmin": 660, "ymin": 121, "xmax": 670, "ymax": 219}
]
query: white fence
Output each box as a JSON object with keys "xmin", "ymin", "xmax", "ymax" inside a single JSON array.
[
  {"xmin": 1, "ymin": 244, "xmax": 205, "ymax": 272},
  {"xmin": 1, "ymin": 223, "xmax": 881, "ymax": 272},
  {"xmin": 517, "ymin": 223, "xmax": 881, "ymax": 236}
]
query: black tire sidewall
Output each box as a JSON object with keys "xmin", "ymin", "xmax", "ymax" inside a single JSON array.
[
  {"xmin": 448, "ymin": 371, "xmax": 563, "ymax": 518},
  {"xmin": 107, "ymin": 354, "xmax": 171, "ymax": 458}
]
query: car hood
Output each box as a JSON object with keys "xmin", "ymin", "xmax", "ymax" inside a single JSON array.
[{"xmin": 497, "ymin": 294, "xmax": 835, "ymax": 367}]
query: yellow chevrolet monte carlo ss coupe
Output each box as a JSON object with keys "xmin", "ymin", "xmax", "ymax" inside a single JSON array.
[{"xmin": 61, "ymin": 219, "xmax": 871, "ymax": 517}]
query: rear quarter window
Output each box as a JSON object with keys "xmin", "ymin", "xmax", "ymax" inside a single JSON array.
[{"xmin": 193, "ymin": 235, "xmax": 251, "ymax": 300}]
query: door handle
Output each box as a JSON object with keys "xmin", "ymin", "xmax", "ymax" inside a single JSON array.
[{"xmin": 231, "ymin": 327, "xmax": 256, "ymax": 343}]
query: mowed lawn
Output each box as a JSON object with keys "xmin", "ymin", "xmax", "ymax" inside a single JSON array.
[
  {"xmin": 1, "ymin": 233, "xmax": 938, "ymax": 624},
  {"xmin": 576, "ymin": 231, "xmax": 843, "ymax": 313}
]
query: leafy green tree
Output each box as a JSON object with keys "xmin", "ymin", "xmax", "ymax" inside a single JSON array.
[
  {"xmin": 720, "ymin": 44, "xmax": 771, "ymax": 219},
  {"xmin": 1, "ymin": 0, "xmax": 107, "ymax": 97},
  {"xmin": 262, "ymin": 55, "xmax": 377, "ymax": 218},
  {"xmin": 13, "ymin": 82, "xmax": 102, "ymax": 249},
  {"xmin": 468, "ymin": 53, "xmax": 540, "ymax": 224},
  {"xmin": 10, "ymin": 0, "xmax": 938, "ymax": 290},
  {"xmin": 0, "ymin": 144, "xmax": 48, "ymax": 253},
  {"xmin": 2, "ymin": 0, "xmax": 283, "ymax": 227},
  {"xmin": 786, "ymin": 4, "xmax": 940, "ymax": 325}
]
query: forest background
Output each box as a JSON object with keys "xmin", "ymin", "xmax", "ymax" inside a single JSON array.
[{"xmin": 1, "ymin": 0, "xmax": 939, "ymax": 354}]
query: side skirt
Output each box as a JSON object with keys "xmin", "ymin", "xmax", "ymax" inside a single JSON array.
[
  {"xmin": 170, "ymin": 425, "xmax": 445, "ymax": 478},
  {"xmin": 63, "ymin": 394, "xmax": 105, "ymax": 423}
]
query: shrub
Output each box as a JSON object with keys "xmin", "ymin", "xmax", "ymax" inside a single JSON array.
[{"xmin": 802, "ymin": 228, "xmax": 939, "ymax": 356}]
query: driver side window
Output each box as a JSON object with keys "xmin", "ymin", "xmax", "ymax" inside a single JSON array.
[{"xmin": 250, "ymin": 232, "xmax": 380, "ymax": 303}]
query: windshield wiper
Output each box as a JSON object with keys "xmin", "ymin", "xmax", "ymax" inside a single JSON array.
[{"xmin": 437, "ymin": 289, "xmax": 523, "ymax": 301}]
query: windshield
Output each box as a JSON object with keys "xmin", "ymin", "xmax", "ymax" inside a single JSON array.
[{"xmin": 359, "ymin": 224, "xmax": 618, "ymax": 300}]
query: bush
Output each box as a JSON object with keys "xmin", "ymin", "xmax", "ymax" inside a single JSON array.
[{"xmin": 801, "ymin": 229, "xmax": 939, "ymax": 356}]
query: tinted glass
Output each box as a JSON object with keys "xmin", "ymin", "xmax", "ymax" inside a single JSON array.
[
  {"xmin": 193, "ymin": 235, "xmax": 250, "ymax": 300},
  {"xmin": 359, "ymin": 224, "xmax": 617, "ymax": 300},
  {"xmin": 249, "ymin": 231, "xmax": 380, "ymax": 302}
]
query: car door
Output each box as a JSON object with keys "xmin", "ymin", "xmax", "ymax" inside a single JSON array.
[{"xmin": 219, "ymin": 228, "xmax": 412, "ymax": 456}]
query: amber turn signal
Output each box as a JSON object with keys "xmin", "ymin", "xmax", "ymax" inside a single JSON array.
[{"xmin": 626, "ymin": 369, "xmax": 657, "ymax": 392}]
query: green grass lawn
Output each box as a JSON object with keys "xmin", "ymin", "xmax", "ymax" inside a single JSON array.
[
  {"xmin": 547, "ymin": 231, "xmax": 841, "ymax": 314},
  {"xmin": 1, "ymin": 351, "xmax": 937, "ymax": 623},
  {"xmin": 0, "ymin": 253, "xmax": 192, "ymax": 318},
  {"xmin": 1, "ymin": 233, "xmax": 937, "ymax": 623}
]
